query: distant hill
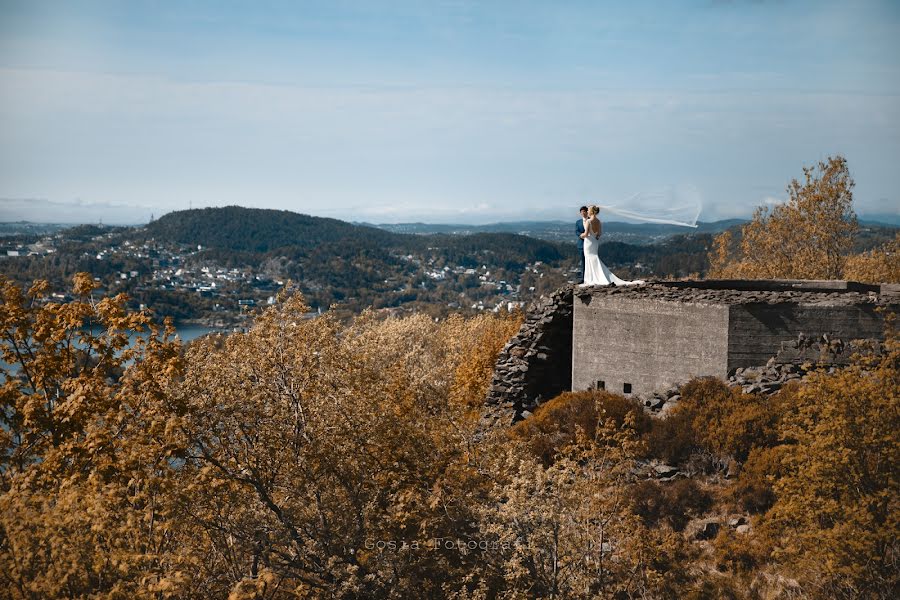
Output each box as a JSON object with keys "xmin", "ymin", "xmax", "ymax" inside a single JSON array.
[
  {"xmin": 139, "ymin": 206, "xmax": 568, "ymax": 266},
  {"xmin": 0, "ymin": 198, "xmax": 152, "ymax": 225},
  {"xmin": 143, "ymin": 206, "xmax": 398, "ymax": 252},
  {"xmin": 368, "ymin": 219, "xmax": 747, "ymax": 232},
  {"xmin": 9, "ymin": 206, "xmax": 893, "ymax": 322},
  {"xmin": 860, "ymin": 215, "xmax": 900, "ymax": 227}
]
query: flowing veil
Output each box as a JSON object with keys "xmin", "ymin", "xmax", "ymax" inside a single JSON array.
[{"xmin": 597, "ymin": 185, "xmax": 702, "ymax": 228}]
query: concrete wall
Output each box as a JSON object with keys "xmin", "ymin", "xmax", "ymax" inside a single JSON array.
[
  {"xmin": 572, "ymin": 295, "xmax": 729, "ymax": 396},
  {"xmin": 727, "ymin": 303, "xmax": 886, "ymax": 369}
]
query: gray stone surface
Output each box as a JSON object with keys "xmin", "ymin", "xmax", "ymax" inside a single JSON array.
[
  {"xmin": 727, "ymin": 304, "xmax": 884, "ymax": 369},
  {"xmin": 572, "ymin": 295, "xmax": 729, "ymax": 397}
]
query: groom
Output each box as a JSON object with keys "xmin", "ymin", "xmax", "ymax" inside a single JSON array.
[{"xmin": 576, "ymin": 206, "xmax": 588, "ymax": 280}]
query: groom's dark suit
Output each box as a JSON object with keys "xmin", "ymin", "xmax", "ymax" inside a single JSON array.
[{"xmin": 576, "ymin": 219, "xmax": 585, "ymax": 280}]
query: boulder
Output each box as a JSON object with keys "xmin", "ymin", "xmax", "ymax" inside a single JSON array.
[
  {"xmin": 727, "ymin": 515, "xmax": 747, "ymax": 528},
  {"xmin": 654, "ymin": 464, "xmax": 680, "ymax": 479},
  {"xmin": 689, "ymin": 519, "xmax": 721, "ymax": 541},
  {"xmin": 646, "ymin": 397, "xmax": 664, "ymax": 410}
]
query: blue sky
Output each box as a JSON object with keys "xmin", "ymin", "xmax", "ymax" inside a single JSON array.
[{"xmin": 1, "ymin": 0, "xmax": 899, "ymax": 224}]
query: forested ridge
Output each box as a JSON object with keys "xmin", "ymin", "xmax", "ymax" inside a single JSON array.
[{"xmin": 142, "ymin": 206, "xmax": 397, "ymax": 253}]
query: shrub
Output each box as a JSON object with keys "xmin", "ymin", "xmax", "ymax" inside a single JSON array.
[
  {"xmin": 512, "ymin": 390, "xmax": 650, "ymax": 464},
  {"xmin": 678, "ymin": 378, "xmax": 780, "ymax": 463},
  {"xmin": 445, "ymin": 311, "xmax": 523, "ymax": 410},
  {"xmin": 680, "ymin": 579, "xmax": 747, "ymax": 600},
  {"xmin": 645, "ymin": 409, "xmax": 697, "ymax": 465},
  {"xmin": 843, "ymin": 232, "xmax": 900, "ymax": 283},
  {"xmin": 730, "ymin": 445, "xmax": 784, "ymax": 514},
  {"xmin": 760, "ymin": 320, "xmax": 900, "ymax": 597},
  {"xmin": 713, "ymin": 528, "xmax": 763, "ymax": 574},
  {"xmin": 629, "ymin": 479, "xmax": 713, "ymax": 532}
]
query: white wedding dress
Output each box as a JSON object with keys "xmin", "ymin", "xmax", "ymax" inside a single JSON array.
[{"xmin": 581, "ymin": 218, "xmax": 644, "ymax": 287}]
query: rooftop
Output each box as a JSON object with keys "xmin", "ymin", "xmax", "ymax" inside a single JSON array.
[{"xmin": 574, "ymin": 279, "xmax": 899, "ymax": 307}]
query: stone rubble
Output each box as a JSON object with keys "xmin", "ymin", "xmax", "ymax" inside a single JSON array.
[
  {"xmin": 479, "ymin": 285, "xmax": 574, "ymax": 433},
  {"xmin": 637, "ymin": 344, "xmax": 881, "ymax": 418}
]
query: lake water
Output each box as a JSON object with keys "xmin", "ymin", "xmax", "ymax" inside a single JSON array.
[
  {"xmin": 172, "ymin": 325, "xmax": 219, "ymax": 342},
  {"xmin": 1, "ymin": 325, "xmax": 219, "ymax": 373}
]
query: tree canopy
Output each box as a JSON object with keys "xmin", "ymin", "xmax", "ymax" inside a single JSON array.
[{"xmin": 709, "ymin": 155, "xmax": 859, "ymax": 280}]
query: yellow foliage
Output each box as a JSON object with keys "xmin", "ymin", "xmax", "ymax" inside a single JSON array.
[
  {"xmin": 5, "ymin": 274, "xmax": 895, "ymax": 598},
  {"xmin": 708, "ymin": 155, "xmax": 858, "ymax": 279},
  {"xmin": 446, "ymin": 311, "xmax": 523, "ymax": 411},
  {"xmin": 511, "ymin": 390, "xmax": 651, "ymax": 464},
  {"xmin": 680, "ymin": 378, "xmax": 780, "ymax": 463},
  {"xmin": 474, "ymin": 414, "xmax": 689, "ymax": 599},
  {"xmin": 707, "ymin": 229, "xmax": 737, "ymax": 278},
  {"xmin": 761, "ymin": 318, "xmax": 900, "ymax": 597},
  {"xmin": 843, "ymin": 232, "xmax": 900, "ymax": 283},
  {"xmin": 0, "ymin": 273, "xmax": 186, "ymax": 598}
]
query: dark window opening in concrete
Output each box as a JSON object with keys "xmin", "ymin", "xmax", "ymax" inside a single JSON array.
[
  {"xmin": 596, "ymin": 380, "xmax": 605, "ymax": 390},
  {"xmin": 623, "ymin": 383, "xmax": 632, "ymax": 394}
]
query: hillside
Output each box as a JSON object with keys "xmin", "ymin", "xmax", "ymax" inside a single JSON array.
[
  {"xmin": 143, "ymin": 206, "xmax": 397, "ymax": 252},
  {"xmin": 7, "ymin": 206, "xmax": 893, "ymax": 323},
  {"xmin": 1, "ymin": 207, "xmax": 578, "ymax": 321},
  {"xmin": 142, "ymin": 206, "xmax": 565, "ymax": 263}
]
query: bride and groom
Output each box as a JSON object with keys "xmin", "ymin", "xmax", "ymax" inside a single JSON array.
[{"xmin": 577, "ymin": 205, "xmax": 644, "ymax": 287}]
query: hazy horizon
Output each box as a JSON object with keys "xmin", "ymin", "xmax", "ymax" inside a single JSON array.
[{"xmin": 2, "ymin": 198, "xmax": 899, "ymax": 228}]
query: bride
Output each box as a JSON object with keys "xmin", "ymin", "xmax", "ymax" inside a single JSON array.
[{"xmin": 580, "ymin": 205, "xmax": 644, "ymax": 287}]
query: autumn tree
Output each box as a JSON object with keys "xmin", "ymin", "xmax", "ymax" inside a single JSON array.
[
  {"xmin": 147, "ymin": 294, "xmax": 528, "ymax": 598},
  {"xmin": 709, "ymin": 155, "xmax": 858, "ymax": 279},
  {"xmin": 0, "ymin": 274, "xmax": 187, "ymax": 598},
  {"xmin": 0, "ymin": 276, "xmax": 530, "ymax": 599},
  {"xmin": 758, "ymin": 322, "xmax": 899, "ymax": 598},
  {"xmin": 444, "ymin": 311, "xmax": 523, "ymax": 412}
]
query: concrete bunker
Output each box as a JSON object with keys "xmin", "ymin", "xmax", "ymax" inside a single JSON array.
[
  {"xmin": 572, "ymin": 280, "xmax": 898, "ymax": 397},
  {"xmin": 482, "ymin": 280, "xmax": 897, "ymax": 432}
]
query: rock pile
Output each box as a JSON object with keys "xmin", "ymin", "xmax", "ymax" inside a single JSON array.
[
  {"xmin": 638, "ymin": 363, "xmax": 831, "ymax": 416},
  {"xmin": 636, "ymin": 361, "xmax": 811, "ymax": 414},
  {"xmin": 685, "ymin": 514, "xmax": 752, "ymax": 541},
  {"xmin": 480, "ymin": 285, "xmax": 574, "ymax": 431},
  {"xmin": 639, "ymin": 386, "xmax": 684, "ymax": 417},
  {"xmin": 639, "ymin": 342, "xmax": 881, "ymax": 417},
  {"xmin": 729, "ymin": 360, "xmax": 813, "ymax": 395}
]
